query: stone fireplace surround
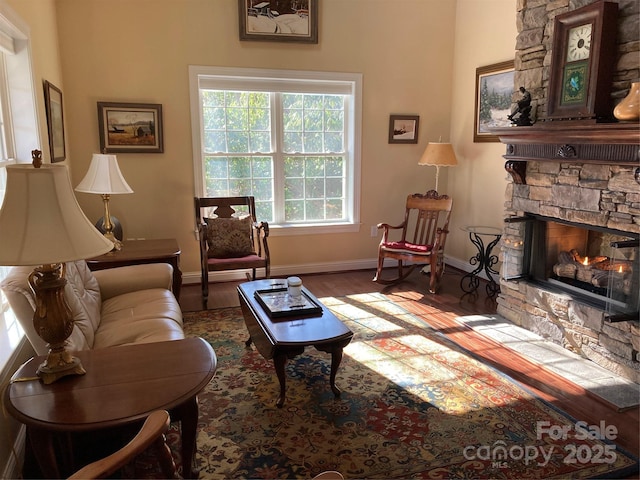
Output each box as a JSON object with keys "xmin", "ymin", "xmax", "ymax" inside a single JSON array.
[
  {"xmin": 493, "ymin": 123, "xmax": 639, "ymax": 383},
  {"xmin": 490, "ymin": 0, "xmax": 640, "ymax": 384}
]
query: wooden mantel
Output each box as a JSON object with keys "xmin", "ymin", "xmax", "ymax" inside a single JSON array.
[{"xmin": 491, "ymin": 122, "xmax": 640, "ymax": 184}]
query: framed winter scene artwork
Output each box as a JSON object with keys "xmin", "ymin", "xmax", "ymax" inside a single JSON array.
[
  {"xmin": 388, "ymin": 115, "xmax": 419, "ymax": 144},
  {"xmin": 474, "ymin": 60, "xmax": 514, "ymax": 142},
  {"xmin": 238, "ymin": 0, "xmax": 318, "ymax": 43}
]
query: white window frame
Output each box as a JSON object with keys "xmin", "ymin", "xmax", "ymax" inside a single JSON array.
[
  {"xmin": 189, "ymin": 65, "xmax": 362, "ymax": 236},
  {"xmin": 0, "ymin": 3, "xmax": 40, "ymax": 372}
]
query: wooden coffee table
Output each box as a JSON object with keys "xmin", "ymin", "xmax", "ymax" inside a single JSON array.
[
  {"xmin": 237, "ymin": 279, "xmax": 353, "ymax": 408},
  {"xmin": 4, "ymin": 338, "xmax": 216, "ymax": 478}
]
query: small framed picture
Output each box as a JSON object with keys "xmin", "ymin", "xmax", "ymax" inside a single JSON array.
[
  {"xmin": 388, "ymin": 115, "xmax": 419, "ymax": 144},
  {"xmin": 238, "ymin": 0, "xmax": 318, "ymax": 44},
  {"xmin": 474, "ymin": 60, "xmax": 515, "ymax": 142},
  {"xmin": 97, "ymin": 102, "xmax": 164, "ymax": 153},
  {"xmin": 43, "ymin": 80, "xmax": 66, "ymax": 162}
]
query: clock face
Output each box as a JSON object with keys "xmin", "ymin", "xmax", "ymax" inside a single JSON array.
[{"xmin": 566, "ymin": 24, "xmax": 592, "ymax": 62}]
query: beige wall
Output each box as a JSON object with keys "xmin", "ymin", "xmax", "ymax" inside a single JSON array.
[
  {"xmin": 448, "ymin": 0, "xmax": 516, "ymax": 269},
  {"xmin": 4, "ymin": 0, "xmax": 517, "ymax": 281},
  {"xmin": 49, "ymin": 0, "xmax": 458, "ymax": 279}
]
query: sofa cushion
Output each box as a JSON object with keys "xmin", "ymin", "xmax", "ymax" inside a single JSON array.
[
  {"xmin": 64, "ymin": 261, "xmax": 102, "ymax": 351},
  {"xmin": 93, "ymin": 288, "xmax": 184, "ymax": 349}
]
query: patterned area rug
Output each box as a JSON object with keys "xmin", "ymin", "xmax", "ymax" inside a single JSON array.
[{"xmin": 166, "ymin": 293, "xmax": 637, "ymax": 479}]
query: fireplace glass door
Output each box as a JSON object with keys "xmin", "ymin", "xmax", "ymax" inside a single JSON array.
[{"xmin": 508, "ymin": 214, "xmax": 639, "ymax": 322}]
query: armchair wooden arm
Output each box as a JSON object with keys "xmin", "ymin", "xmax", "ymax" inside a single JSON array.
[{"xmin": 68, "ymin": 410, "xmax": 176, "ymax": 479}]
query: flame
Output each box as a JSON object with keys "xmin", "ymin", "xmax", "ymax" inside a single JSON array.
[
  {"xmin": 582, "ymin": 257, "xmax": 589, "ymax": 265},
  {"xmin": 618, "ymin": 265, "xmax": 623, "ymax": 273}
]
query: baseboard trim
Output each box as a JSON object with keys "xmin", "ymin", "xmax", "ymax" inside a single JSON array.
[
  {"xmin": 1, "ymin": 424, "xmax": 24, "ymax": 480},
  {"xmin": 183, "ymin": 255, "xmax": 488, "ymax": 284}
]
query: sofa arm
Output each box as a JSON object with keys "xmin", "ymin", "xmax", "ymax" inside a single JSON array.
[{"xmin": 93, "ymin": 263, "xmax": 174, "ymax": 301}]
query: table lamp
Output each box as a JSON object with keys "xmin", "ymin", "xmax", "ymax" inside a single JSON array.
[
  {"xmin": 418, "ymin": 140, "xmax": 458, "ymax": 192},
  {"xmin": 0, "ymin": 151, "xmax": 113, "ymax": 383},
  {"xmin": 75, "ymin": 153, "xmax": 133, "ymax": 251}
]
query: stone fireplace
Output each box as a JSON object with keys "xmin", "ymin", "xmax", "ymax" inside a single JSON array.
[
  {"xmin": 493, "ymin": 124, "xmax": 639, "ymax": 383},
  {"xmin": 486, "ymin": 0, "xmax": 640, "ymax": 383}
]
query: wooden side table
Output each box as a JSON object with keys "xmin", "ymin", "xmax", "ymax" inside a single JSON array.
[
  {"xmin": 86, "ymin": 238, "xmax": 182, "ymax": 300},
  {"xmin": 4, "ymin": 338, "xmax": 216, "ymax": 478}
]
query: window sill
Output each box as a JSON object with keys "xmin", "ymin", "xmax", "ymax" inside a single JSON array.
[{"xmin": 268, "ymin": 223, "xmax": 361, "ymax": 237}]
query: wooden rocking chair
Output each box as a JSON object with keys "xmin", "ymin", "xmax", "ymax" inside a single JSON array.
[{"xmin": 373, "ymin": 190, "xmax": 453, "ymax": 293}]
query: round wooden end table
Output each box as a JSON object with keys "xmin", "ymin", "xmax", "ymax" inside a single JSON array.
[{"xmin": 4, "ymin": 337, "xmax": 216, "ymax": 478}]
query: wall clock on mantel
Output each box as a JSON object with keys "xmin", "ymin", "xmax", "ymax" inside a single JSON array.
[{"xmin": 546, "ymin": 0, "xmax": 618, "ymax": 121}]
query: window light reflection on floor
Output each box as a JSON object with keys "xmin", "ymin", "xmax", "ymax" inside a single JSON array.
[{"xmin": 321, "ymin": 293, "xmax": 523, "ymax": 413}]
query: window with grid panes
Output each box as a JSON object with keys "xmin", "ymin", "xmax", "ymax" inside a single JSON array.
[{"xmin": 190, "ymin": 66, "xmax": 362, "ymax": 235}]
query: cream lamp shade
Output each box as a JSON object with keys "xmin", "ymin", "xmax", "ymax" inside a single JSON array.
[
  {"xmin": 75, "ymin": 153, "xmax": 133, "ymax": 251},
  {"xmin": 75, "ymin": 153, "xmax": 133, "ymax": 194},
  {"xmin": 0, "ymin": 163, "xmax": 114, "ymax": 265},
  {"xmin": 0, "ymin": 159, "xmax": 114, "ymax": 384},
  {"xmin": 418, "ymin": 142, "xmax": 458, "ymax": 193}
]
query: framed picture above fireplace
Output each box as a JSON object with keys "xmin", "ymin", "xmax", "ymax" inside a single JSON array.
[{"xmin": 474, "ymin": 60, "xmax": 514, "ymax": 143}]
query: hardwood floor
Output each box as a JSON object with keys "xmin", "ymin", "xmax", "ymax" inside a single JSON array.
[{"xmin": 179, "ymin": 267, "xmax": 640, "ymax": 460}]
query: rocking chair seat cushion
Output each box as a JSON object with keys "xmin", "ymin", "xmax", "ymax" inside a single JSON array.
[
  {"xmin": 205, "ymin": 216, "xmax": 254, "ymax": 258},
  {"xmin": 382, "ymin": 240, "xmax": 433, "ymax": 255}
]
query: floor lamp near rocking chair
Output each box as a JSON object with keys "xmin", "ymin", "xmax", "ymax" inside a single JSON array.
[
  {"xmin": 0, "ymin": 151, "xmax": 113, "ymax": 384},
  {"xmin": 417, "ymin": 140, "xmax": 457, "ymax": 274}
]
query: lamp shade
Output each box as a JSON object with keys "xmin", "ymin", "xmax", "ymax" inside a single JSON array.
[
  {"xmin": 418, "ymin": 142, "xmax": 458, "ymax": 167},
  {"xmin": 75, "ymin": 154, "xmax": 133, "ymax": 194},
  {"xmin": 0, "ymin": 164, "xmax": 113, "ymax": 265}
]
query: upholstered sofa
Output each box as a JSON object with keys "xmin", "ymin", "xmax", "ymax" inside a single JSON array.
[{"xmin": 1, "ymin": 260, "xmax": 184, "ymax": 356}]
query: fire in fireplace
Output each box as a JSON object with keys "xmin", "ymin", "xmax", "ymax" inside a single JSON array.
[{"xmin": 506, "ymin": 214, "xmax": 639, "ymax": 322}]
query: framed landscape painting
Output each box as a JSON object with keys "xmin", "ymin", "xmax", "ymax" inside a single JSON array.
[
  {"xmin": 44, "ymin": 81, "xmax": 66, "ymax": 162},
  {"xmin": 238, "ymin": 0, "xmax": 318, "ymax": 43},
  {"xmin": 97, "ymin": 102, "xmax": 164, "ymax": 153},
  {"xmin": 474, "ymin": 60, "xmax": 514, "ymax": 142}
]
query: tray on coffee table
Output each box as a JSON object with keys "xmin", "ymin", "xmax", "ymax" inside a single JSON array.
[{"xmin": 254, "ymin": 287, "xmax": 323, "ymax": 318}]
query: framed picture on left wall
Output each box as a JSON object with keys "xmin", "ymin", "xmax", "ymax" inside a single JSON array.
[
  {"xmin": 43, "ymin": 80, "xmax": 66, "ymax": 162},
  {"xmin": 97, "ymin": 102, "xmax": 164, "ymax": 153}
]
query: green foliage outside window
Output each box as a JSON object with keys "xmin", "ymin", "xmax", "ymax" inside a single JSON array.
[{"xmin": 201, "ymin": 89, "xmax": 346, "ymax": 225}]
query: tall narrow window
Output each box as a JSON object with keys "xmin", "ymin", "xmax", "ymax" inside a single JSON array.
[
  {"xmin": 190, "ymin": 66, "xmax": 362, "ymax": 235},
  {"xmin": 0, "ymin": 4, "xmax": 40, "ymax": 369}
]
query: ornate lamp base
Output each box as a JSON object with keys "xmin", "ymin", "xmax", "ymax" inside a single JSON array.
[
  {"xmin": 29, "ymin": 263, "xmax": 86, "ymax": 384},
  {"xmin": 37, "ymin": 351, "xmax": 86, "ymax": 384}
]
